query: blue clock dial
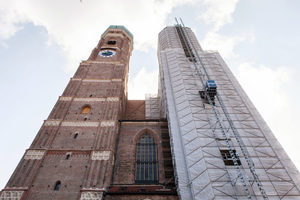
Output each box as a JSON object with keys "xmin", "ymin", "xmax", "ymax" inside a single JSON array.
[{"xmin": 99, "ymin": 50, "xmax": 116, "ymax": 57}]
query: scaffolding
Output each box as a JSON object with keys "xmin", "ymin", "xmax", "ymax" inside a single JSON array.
[
  {"xmin": 158, "ymin": 21, "xmax": 300, "ymax": 199},
  {"xmin": 175, "ymin": 18, "xmax": 268, "ymax": 199}
]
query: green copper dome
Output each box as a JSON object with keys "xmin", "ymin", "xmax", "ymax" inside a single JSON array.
[{"xmin": 102, "ymin": 25, "xmax": 133, "ymax": 39}]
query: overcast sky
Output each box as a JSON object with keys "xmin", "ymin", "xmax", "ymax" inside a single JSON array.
[{"xmin": 1, "ymin": 0, "xmax": 300, "ymax": 189}]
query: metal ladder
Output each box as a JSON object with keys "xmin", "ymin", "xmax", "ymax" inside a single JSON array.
[{"xmin": 175, "ymin": 18, "xmax": 268, "ymax": 199}]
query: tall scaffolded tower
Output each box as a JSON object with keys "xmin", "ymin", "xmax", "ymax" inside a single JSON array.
[{"xmin": 157, "ymin": 20, "xmax": 300, "ymax": 199}]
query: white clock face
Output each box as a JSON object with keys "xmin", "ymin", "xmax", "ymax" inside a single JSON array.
[{"xmin": 99, "ymin": 50, "xmax": 116, "ymax": 57}]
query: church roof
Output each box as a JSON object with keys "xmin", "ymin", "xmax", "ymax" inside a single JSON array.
[{"xmin": 102, "ymin": 25, "xmax": 133, "ymax": 39}]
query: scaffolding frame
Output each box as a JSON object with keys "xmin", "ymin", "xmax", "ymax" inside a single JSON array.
[
  {"xmin": 175, "ymin": 18, "xmax": 268, "ymax": 199},
  {"xmin": 158, "ymin": 22, "xmax": 300, "ymax": 199}
]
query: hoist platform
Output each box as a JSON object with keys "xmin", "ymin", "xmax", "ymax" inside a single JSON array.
[{"xmin": 199, "ymin": 80, "xmax": 217, "ymax": 104}]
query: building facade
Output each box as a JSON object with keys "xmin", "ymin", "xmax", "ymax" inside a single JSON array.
[
  {"xmin": 0, "ymin": 26, "xmax": 177, "ymax": 200},
  {"xmin": 1, "ymin": 24, "xmax": 300, "ymax": 200},
  {"xmin": 157, "ymin": 24, "xmax": 300, "ymax": 199}
]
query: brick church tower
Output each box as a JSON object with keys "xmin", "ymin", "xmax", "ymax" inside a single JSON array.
[{"xmin": 0, "ymin": 26, "xmax": 178, "ymax": 200}]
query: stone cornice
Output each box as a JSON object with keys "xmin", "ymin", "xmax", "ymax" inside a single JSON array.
[
  {"xmin": 70, "ymin": 78, "xmax": 122, "ymax": 82},
  {"xmin": 59, "ymin": 96, "xmax": 120, "ymax": 102},
  {"xmin": 43, "ymin": 120, "xmax": 117, "ymax": 127}
]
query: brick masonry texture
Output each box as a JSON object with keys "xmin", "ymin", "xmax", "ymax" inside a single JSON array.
[
  {"xmin": 125, "ymin": 100, "xmax": 145, "ymax": 120},
  {"xmin": 113, "ymin": 121, "xmax": 164, "ymax": 184},
  {"xmin": 1, "ymin": 27, "xmax": 178, "ymax": 200}
]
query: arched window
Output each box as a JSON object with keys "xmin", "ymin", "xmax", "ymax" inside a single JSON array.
[
  {"xmin": 81, "ymin": 106, "xmax": 91, "ymax": 114},
  {"xmin": 66, "ymin": 154, "xmax": 70, "ymax": 160},
  {"xmin": 135, "ymin": 133, "xmax": 158, "ymax": 183},
  {"xmin": 54, "ymin": 181, "xmax": 61, "ymax": 191}
]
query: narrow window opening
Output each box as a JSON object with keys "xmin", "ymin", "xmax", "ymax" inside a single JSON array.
[
  {"xmin": 84, "ymin": 118, "xmax": 87, "ymax": 121},
  {"xmin": 54, "ymin": 181, "xmax": 61, "ymax": 191},
  {"xmin": 107, "ymin": 40, "xmax": 116, "ymax": 45},
  {"xmin": 66, "ymin": 154, "xmax": 70, "ymax": 160},
  {"xmin": 74, "ymin": 133, "xmax": 78, "ymax": 139}
]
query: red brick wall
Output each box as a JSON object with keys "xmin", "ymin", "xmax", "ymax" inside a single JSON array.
[
  {"xmin": 23, "ymin": 151, "xmax": 90, "ymax": 200},
  {"xmin": 3, "ymin": 28, "xmax": 134, "ymax": 200},
  {"xmin": 125, "ymin": 100, "xmax": 145, "ymax": 120},
  {"xmin": 113, "ymin": 122, "xmax": 165, "ymax": 184}
]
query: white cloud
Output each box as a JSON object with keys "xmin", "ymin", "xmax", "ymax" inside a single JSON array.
[
  {"xmin": 201, "ymin": 31, "xmax": 254, "ymax": 58},
  {"xmin": 197, "ymin": 0, "xmax": 239, "ymax": 31},
  {"xmin": 128, "ymin": 67, "xmax": 158, "ymax": 100},
  {"xmin": 236, "ymin": 63, "xmax": 300, "ymax": 170},
  {"xmin": 237, "ymin": 63, "xmax": 290, "ymax": 125},
  {"xmin": 196, "ymin": 0, "xmax": 251, "ymax": 59},
  {"xmin": 0, "ymin": 0, "xmax": 196, "ymax": 73},
  {"xmin": 0, "ymin": 1, "xmax": 27, "ymax": 43}
]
